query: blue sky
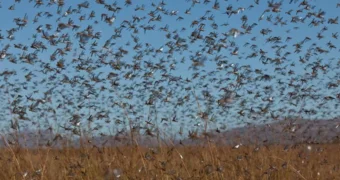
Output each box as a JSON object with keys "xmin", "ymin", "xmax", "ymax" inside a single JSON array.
[{"xmin": 0, "ymin": 0, "xmax": 339, "ymax": 137}]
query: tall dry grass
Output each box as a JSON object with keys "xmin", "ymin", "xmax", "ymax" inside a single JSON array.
[{"xmin": 0, "ymin": 135, "xmax": 339, "ymax": 180}]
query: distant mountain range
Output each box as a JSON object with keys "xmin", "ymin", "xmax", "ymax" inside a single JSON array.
[
  {"xmin": 1, "ymin": 118, "xmax": 340, "ymax": 148},
  {"xmin": 185, "ymin": 118, "xmax": 340, "ymax": 146}
]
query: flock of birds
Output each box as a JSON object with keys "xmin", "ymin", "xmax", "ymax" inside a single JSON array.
[{"xmin": 0, "ymin": 0, "xmax": 339, "ymax": 143}]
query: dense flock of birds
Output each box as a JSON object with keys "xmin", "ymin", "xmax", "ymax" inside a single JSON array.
[{"xmin": 0, "ymin": 0, "xmax": 339, "ymax": 142}]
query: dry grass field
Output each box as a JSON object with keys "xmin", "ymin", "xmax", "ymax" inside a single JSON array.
[
  {"xmin": 1, "ymin": 137, "xmax": 340, "ymax": 180},
  {"xmin": 1, "ymin": 0, "xmax": 339, "ymax": 179}
]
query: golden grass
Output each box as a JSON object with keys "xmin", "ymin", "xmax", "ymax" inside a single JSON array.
[{"xmin": 0, "ymin": 140, "xmax": 339, "ymax": 180}]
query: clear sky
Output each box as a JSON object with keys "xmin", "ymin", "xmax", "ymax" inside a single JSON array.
[{"xmin": 0, "ymin": 0, "xmax": 339, "ymax": 138}]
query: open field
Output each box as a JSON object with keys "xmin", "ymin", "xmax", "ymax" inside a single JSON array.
[
  {"xmin": 1, "ymin": 140, "xmax": 340, "ymax": 180},
  {"xmin": 0, "ymin": 0, "xmax": 339, "ymax": 179}
]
